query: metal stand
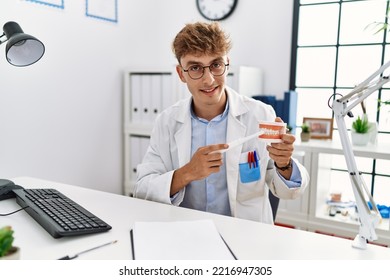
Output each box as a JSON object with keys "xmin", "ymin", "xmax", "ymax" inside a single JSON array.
[{"xmin": 330, "ymin": 61, "xmax": 390, "ymax": 248}]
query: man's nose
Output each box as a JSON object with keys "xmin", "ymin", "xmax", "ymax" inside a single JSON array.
[{"xmin": 201, "ymin": 67, "xmax": 215, "ymax": 82}]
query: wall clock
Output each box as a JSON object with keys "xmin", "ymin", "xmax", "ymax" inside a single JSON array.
[{"xmin": 196, "ymin": 0, "xmax": 238, "ymax": 21}]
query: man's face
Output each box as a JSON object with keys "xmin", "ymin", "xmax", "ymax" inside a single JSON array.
[{"xmin": 177, "ymin": 54, "xmax": 229, "ymax": 109}]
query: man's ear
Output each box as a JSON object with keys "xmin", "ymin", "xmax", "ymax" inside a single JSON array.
[{"xmin": 176, "ymin": 65, "xmax": 187, "ymax": 83}]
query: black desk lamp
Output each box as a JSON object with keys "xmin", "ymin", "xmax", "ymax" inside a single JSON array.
[
  {"xmin": 0, "ymin": 21, "xmax": 45, "ymax": 199},
  {"xmin": 0, "ymin": 21, "xmax": 45, "ymax": 66}
]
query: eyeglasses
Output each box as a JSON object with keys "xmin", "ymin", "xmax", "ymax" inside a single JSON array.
[{"xmin": 182, "ymin": 61, "xmax": 229, "ymax": 80}]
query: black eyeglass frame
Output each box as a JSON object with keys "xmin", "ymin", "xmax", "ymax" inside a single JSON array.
[{"xmin": 182, "ymin": 62, "xmax": 230, "ymax": 80}]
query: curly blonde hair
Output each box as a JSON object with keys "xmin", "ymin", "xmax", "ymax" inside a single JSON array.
[{"xmin": 172, "ymin": 21, "xmax": 232, "ymax": 63}]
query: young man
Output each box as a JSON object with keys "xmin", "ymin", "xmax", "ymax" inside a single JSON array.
[{"xmin": 134, "ymin": 22, "xmax": 309, "ymax": 224}]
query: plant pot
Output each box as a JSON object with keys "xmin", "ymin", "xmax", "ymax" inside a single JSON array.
[
  {"xmin": 351, "ymin": 131, "xmax": 370, "ymax": 146},
  {"xmin": 368, "ymin": 122, "xmax": 378, "ymax": 144},
  {"xmin": 300, "ymin": 132, "xmax": 310, "ymax": 142},
  {"xmin": 0, "ymin": 246, "xmax": 20, "ymax": 260}
]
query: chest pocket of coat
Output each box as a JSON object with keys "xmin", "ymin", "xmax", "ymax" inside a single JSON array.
[{"xmin": 239, "ymin": 150, "xmax": 261, "ymax": 183}]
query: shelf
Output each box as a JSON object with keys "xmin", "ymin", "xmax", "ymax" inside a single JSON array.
[
  {"xmin": 316, "ymin": 203, "xmax": 389, "ymax": 231},
  {"xmin": 278, "ymin": 137, "xmax": 390, "ymax": 246},
  {"xmin": 295, "ymin": 137, "xmax": 390, "ymax": 160},
  {"xmin": 124, "ymin": 123, "xmax": 153, "ymax": 136}
]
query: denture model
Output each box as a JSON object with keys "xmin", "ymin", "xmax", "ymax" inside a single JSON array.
[{"xmin": 258, "ymin": 121, "xmax": 286, "ymax": 143}]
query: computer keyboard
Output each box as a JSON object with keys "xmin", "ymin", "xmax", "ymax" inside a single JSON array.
[{"xmin": 13, "ymin": 188, "xmax": 112, "ymax": 238}]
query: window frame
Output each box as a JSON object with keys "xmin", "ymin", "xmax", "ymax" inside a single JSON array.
[{"xmin": 289, "ymin": 0, "xmax": 390, "ymax": 198}]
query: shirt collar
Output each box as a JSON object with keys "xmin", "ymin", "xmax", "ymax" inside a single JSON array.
[{"xmin": 190, "ymin": 99, "xmax": 229, "ymax": 123}]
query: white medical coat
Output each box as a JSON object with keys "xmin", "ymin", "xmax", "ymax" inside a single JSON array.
[{"xmin": 135, "ymin": 88, "xmax": 309, "ymax": 224}]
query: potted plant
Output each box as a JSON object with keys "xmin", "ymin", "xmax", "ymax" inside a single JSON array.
[
  {"xmin": 286, "ymin": 124, "xmax": 293, "ymax": 134},
  {"xmin": 300, "ymin": 123, "xmax": 310, "ymax": 142},
  {"xmin": 0, "ymin": 226, "xmax": 20, "ymax": 260},
  {"xmin": 351, "ymin": 115, "xmax": 371, "ymax": 146}
]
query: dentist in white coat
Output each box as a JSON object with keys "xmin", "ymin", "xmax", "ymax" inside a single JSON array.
[{"xmin": 135, "ymin": 22, "xmax": 309, "ymax": 224}]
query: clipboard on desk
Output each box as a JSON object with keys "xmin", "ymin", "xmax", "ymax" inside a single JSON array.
[{"xmin": 130, "ymin": 219, "xmax": 237, "ymax": 260}]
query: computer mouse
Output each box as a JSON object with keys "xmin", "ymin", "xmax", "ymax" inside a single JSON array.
[{"xmin": 0, "ymin": 179, "xmax": 24, "ymax": 201}]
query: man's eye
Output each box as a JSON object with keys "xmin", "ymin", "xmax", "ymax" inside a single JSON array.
[
  {"xmin": 189, "ymin": 65, "xmax": 202, "ymax": 72},
  {"xmin": 211, "ymin": 62, "xmax": 222, "ymax": 69}
]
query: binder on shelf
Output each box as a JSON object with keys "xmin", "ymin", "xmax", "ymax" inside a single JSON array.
[
  {"xmin": 141, "ymin": 74, "xmax": 152, "ymax": 123},
  {"xmin": 129, "ymin": 136, "xmax": 141, "ymax": 179},
  {"xmin": 276, "ymin": 100, "xmax": 285, "ymax": 122},
  {"xmin": 150, "ymin": 74, "xmax": 162, "ymax": 122},
  {"xmin": 130, "ymin": 74, "xmax": 142, "ymax": 123},
  {"xmin": 161, "ymin": 73, "xmax": 173, "ymax": 111},
  {"xmin": 129, "ymin": 135, "xmax": 150, "ymax": 180},
  {"xmin": 252, "ymin": 95, "xmax": 277, "ymax": 109},
  {"xmin": 283, "ymin": 90, "xmax": 298, "ymax": 133},
  {"xmin": 252, "ymin": 93, "xmax": 297, "ymax": 132}
]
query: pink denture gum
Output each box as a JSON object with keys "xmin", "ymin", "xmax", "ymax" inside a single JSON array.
[{"xmin": 258, "ymin": 121, "xmax": 286, "ymax": 143}]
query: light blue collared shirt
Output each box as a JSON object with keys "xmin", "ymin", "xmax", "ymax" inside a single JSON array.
[{"xmin": 180, "ymin": 101, "xmax": 231, "ymax": 216}]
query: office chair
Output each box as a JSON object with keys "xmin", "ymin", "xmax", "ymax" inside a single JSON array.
[{"xmin": 269, "ymin": 191, "xmax": 280, "ymax": 222}]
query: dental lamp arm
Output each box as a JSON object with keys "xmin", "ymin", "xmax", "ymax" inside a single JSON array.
[{"xmin": 331, "ymin": 61, "xmax": 390, "ymax": 249}]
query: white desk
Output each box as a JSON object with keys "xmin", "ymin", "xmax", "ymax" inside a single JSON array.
[{"xmin": 2, "ymin": 177, "xmax": 390, "ymax": 260}]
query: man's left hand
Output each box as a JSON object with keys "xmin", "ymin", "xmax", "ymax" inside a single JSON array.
[{"xmin": 266, "ymin": 117, "xmax": 295, "ymax": 175}]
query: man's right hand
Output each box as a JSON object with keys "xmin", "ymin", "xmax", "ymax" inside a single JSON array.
[{"xmin": 170, "ymin": 143, "xmax": 228, "ymax": 196}]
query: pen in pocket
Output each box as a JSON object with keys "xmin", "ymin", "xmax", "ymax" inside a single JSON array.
[
  {"xmin": 247, "ymin": 150, "xmax": 258, "ymax": 169},
  {"xmin": 253, "ymin": 150, "xmax": 258, "ymax": 168},
  {"xmin": 248, "ymin": 151, "xmax": 252, "ymax": 169}
]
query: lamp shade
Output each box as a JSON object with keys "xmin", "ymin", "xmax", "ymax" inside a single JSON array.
[{"xmin": 3, "ymin": 21, "xmax": 45, "ymax": 67}]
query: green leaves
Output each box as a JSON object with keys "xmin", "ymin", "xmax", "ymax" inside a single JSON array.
[
  {"xmin": 365, "ymin": 21, "xmax": 388, "ymax": 35},
  {"xmin": 364, "ymin": 3, "xmax": 390, "ymax": 35},
  {"xmin": 301, "ymin": 123, "xmax": 310, "ymax": 133},
  {"xmin": 352, "ymin": 115, "xmax": 370, "ymax": 134},
  {"xmin": 0, "ymin": 226, "xmax": 14, "ymax": 257}
]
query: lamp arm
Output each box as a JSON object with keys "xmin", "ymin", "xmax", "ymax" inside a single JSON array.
[
  {"xmin": 340, "ymin": 77, "xmax": 389, "ymax": 116},
  {"xmin": 333, "ymin": 103, "xmax": 381, "ymax": 249},
  {"xmin": 340, "ymin": 60, "xmax": 390, "ymax": 103},
  {"xmin": 331, "ymin": 62, "xmax": 390, "ymax": 249},
  {"xmin": 0, "ymin": 33, "xmax": 7, "ymax": 44}
]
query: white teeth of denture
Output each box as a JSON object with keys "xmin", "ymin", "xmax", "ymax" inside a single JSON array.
[
  {"xmin": 258, "ymin": 121, "xmax": 286, "ymax": 142},
  {"xmin": 262, "ymin": 128, "xmax": 281, "ymax": 135}
]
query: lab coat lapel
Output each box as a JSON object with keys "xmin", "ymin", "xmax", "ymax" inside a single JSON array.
[
  {"xmin": 174, "ymin": 98, "xmax": 192, "ymax": 167},
  {"xmin": 225, "ymin": 88, "xmax": 249, "ymax": 217},
  {"xmin": 175, "ymin": 122, "xmax": 191, "ymax": 167}
]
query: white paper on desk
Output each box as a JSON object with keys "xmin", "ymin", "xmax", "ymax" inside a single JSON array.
[{"xmin": 132, "ymin": 219, "xmax": 235, "ymax": 260}]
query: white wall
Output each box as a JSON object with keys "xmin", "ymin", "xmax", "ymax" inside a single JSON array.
[{"xmin": 0, "ymin": 0, "xmax": 294, "ymax": 194}]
